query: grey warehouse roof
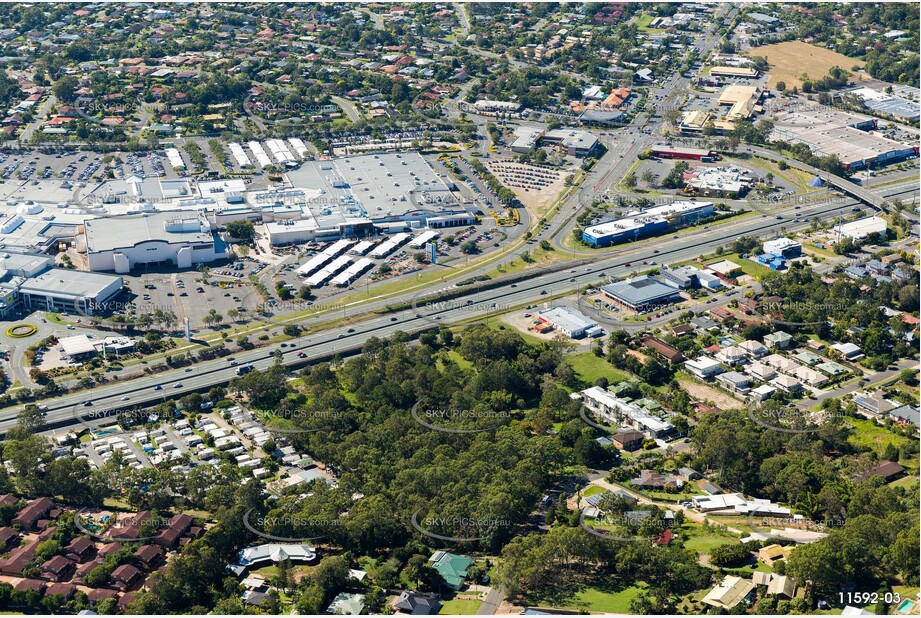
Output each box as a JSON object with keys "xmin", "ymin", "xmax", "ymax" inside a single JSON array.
[
  {"xmin": 19, "ymin": 268, "xmax": 121, "ymax": 300},
  {"xmin": 85, "ymin": 211, "xmax": 212, "ymax": 253},
  {"xmin": 603, "ymin": 276, "xmax": 681, "ymax": 306}
]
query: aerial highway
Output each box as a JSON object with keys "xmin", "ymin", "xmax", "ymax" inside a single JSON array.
[{"xmin": 3, "ymin": 178, "xmax": 915, "ymax": 436}]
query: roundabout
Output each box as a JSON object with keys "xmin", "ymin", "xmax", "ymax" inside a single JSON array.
[{"xmin": 5, "ymin": 323, "xmax": 37, "ymax": 338}]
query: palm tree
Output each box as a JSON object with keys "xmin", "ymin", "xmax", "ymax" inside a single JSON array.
[{"xmin": 795, "ymin": 491, "xmax": 822, "ymax": 520}]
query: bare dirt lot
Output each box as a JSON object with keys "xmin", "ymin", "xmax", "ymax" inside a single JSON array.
[
  {"xmin": 486, "ymin": 159, "xmax": 571, "ymax": 218},
  {"xmin": 748, "ymin": 41, "xmax": 870, "ymax": 88},
  {"xmin": 678, "ymin": 375, "xmax": 743, "ymax": 410}
]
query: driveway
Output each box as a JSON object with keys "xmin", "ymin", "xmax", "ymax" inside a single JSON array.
[
  {"xmin": 587, "ymin": 477, "xmax": 744, "ymax": 534},
  {"xmin": 477, "ymin": 586, "xmax": 504, "ymax": 615}
]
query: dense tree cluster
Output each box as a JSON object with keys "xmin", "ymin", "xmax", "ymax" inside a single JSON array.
[
  {"xmin": 759, "ymin": 262, "xmax": 919, "ymax": 368},
  {"xmin": 245, "ymin": 327, "xmax": 593, "ymax": 555},
  {"xmin": 691, "ymin": 407, "xmax": 919, "ymax": 596},
  {"xmin": 497, "ymin": 524, "xmax": 711, "ymax": 612}
]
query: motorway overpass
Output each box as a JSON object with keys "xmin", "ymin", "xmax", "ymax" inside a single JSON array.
[
  {"xmin": 3, "ymin": 180, "xmax": 917, "ymax": 437},
  {"xmin": 744, "ymin": 145, "xmax": 890, "ymax": 210}
]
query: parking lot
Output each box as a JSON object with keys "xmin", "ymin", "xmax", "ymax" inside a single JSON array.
[
  {"xmin": 118, "ymin": 266, "xmax": 263, "ymax": 331},
  {"xmin": 267, "ymin": 224, "xmax": 507, "ymax": 296},
  {"xmin": 0, "ymin": 147, "xmax": 195, "ymax": 203}
]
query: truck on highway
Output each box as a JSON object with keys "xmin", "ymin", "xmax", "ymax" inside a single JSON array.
[{"xmin": 235, "ymin": 365, "xmax": 254, "ymax": 376}]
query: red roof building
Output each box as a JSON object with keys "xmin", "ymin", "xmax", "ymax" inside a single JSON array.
[
  {"xmin": 153, "ymin": 513, "xmax": 193, "ymax": 547},
  {"xmin": 111, "ymin": 564, "xmax": 143, "ymax": 591},
  {"xmin": 41, "ymin": 555, "xmax": 75, "ymax": 582},
  {"xmin": 65, "ymin": 536, "xmax": 95, "ymax": 562},
  {"xmin": 12, "ymin": 497, "xmax": 52, "ymax": 530}
]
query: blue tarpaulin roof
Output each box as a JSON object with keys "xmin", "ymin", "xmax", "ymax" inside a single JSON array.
[{"xmin": 808, "ymin": 176, "xmax": 825, "ymax": 187}]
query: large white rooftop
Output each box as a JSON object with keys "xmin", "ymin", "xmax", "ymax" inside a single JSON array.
[
  {"xmin": 84, "ymin": 211, "xmax": 212, "ymax": 253},
  {"xmin": 285, "ymin": 152, "xmax": 457, "ymax": 224}
]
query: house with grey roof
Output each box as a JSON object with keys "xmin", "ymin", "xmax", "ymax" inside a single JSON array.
[
  {"xmin": 764, "ymin": 331, "xmax": 794, "ymax": 350},
  {"xmin": 889, "ymin": 405, "xmax": 919, "ymax": 426}
]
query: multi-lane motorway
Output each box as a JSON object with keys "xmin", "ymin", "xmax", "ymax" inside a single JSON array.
[{"xmin": 5, "ymin": 178, "xmax": 916, "ymax": 436}]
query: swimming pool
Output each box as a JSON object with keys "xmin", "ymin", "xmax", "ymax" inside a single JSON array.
[{"xmin": 896, "ymin": 599, "xmax": 916, "ymax": 614}]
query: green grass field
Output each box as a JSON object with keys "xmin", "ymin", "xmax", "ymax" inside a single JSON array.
[
  {"xmin": 486, "ymin": 322, "xmax": 547, "ymax": 346},
  {"xmin": 673, "ymin": 251, "xmax": 769, "ymax": 280},
  {"xmin": 680, "ymin": 522, "xmax": 742, "ymax": 555},
  {"xmin": 542, "ymin": 583, "xmax": 647, "ymax": 613},
  {"xmin": 572, "ymin": 584, "xmax": 647, "ymax": 612},
  {"xmin": 583, "ymin": 485, "xmax": 605, "ymax": 497},
  {"xmin": 439, "ymin": 598, "xmax": 483, "ymax": 614},
  {"xmin": 845, "ymin": 417, "xmax": 916, "ymax": 463},
  {"xmin": 642, "ymin": 487, "xmax": 703, "ymax": 502},
  {"xmin": 634, "ymin": 13, "xmax": 666, "ymax": 33},
  {"xmin": 894, "ymin": 586, "xmax": 920, "ymax": 604},
  {"xmin": 891, "ymin": 475, "xmax": 918, "ymax": 490},
  {"xmin": 705, "ymin": 253, "xmax": 773, "ymax": 279},
  {"xmin": 445, "ymin": 350, "xmax": 474, "ymax": 372},
  {"xmin": 567, "ymin": 352, "xmax": 633, "ymax": 387}
]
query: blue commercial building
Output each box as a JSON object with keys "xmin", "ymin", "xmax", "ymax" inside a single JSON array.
[
  {"xmin": 583, "ymin": 201, "xmax": 714, "ymax": 248},
  {"xmin": 582, "ymin": 218, "xmax": 669, "ymax": 247},
  {"xmin": 763, "ymin": 237, "xmax": 802, "ymax": 259},
  {"xmin": 756, "ymin": 253, "xmax": 786, "ymax": 269}
]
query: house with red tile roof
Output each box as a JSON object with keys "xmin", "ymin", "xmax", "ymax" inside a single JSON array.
[
  {"xmin": 14, "ymin": 578, "xmax": 46, "ymax": 593},
  {"xmin": 44, "ymin": 582, "xmax": 76, "ymax": 600},
  {"xmin": 117, "ymin": 592, "xmax": 135, "ymax": 611},
  {"xmin": 76, "ymin": 557, "xmax": 104, "ymax": 581},
  {"xmin": 107, "ymin": 511, "xmax": 150, "ymax": 541},
  {"xmin": 41, "ymin": 554, "xmax": 75, "ymax": 582},
  {"xmin": 87, "ymin": 587, "xmax": 119, "ymax": 603},
  {"xmin": 111, "ymin": 564, "xmax": 143, "ymax": 591},
  {"xmin": 134, "ymin": 544, "xmax": 164, "ymax": 568},
  {"xmin": 153, "ymin": 513, "xmax": 193, "ymax": 547},
  {"xmin": 65, "ymin": 536, "xmax": 95, "ymax": 562},
  {"xmin": 0, "ymin": 540, "xmax": 39, "ymax": 575},
  {"xmin": 0, "ymin": 527, "xmax": 18, "ymax": 549},
  {"xmin": 12, "ymin": 497, "xmax": 52, "ymax": 530}
]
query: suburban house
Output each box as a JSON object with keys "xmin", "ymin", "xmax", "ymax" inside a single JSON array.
[
  {"xmin": 153, "ymin": 513, "xmax": 194, "ymax": 547},
  {"xmin": 702, "ymin": 575, "xmax": 755, "ymax": 609},
  {"xmin": 717, "ymin": 371, "xmax": 752, "ymax": 394},
  {"xmin": 764, "ymin": 331, "xmax": 794, "ymax": 350},
  {"xmin": 831, "ymin": 342, "xmax": 864, "ymax": 360},
  {"xmin": 746, "ymin": 361, "xmax": 777, "ymax": 381},
  {"xmin": 715, "ymin": 346, "xmax": 748, "ymax": 366},
  {"xmin": 40, "ymin": 555, "xmax": 75, "ymax": 582},
  {"xmin": 0, "ymin": 527, "xmax": 18, "ymax": 550},
  {"xmin": 738, "ymin": 340, "xmax": 768, "ymax": 358},
  {"xmin": 134, "ymin": 544, "xmax": 164, "ymax": 568},
  {"xmin": 111, "ymin": 563, "xmax": 143, "ymax": 591},
  {"xmin": 685, "ymin": 356, "xmax": 722, "ymax": 380},
  {"xmin": 392, "ymin": 591, "xmax": 442, "ymax": 615},
  {"xmin": 678, "ymin": 467, "xmax": 702, "ymax": 481},
  {"xmin": 325, "ymin": 592, "xmax": 366, "ymax": 615},
  {"xmin": 767, "ymin": 575, "xmax": 797, "ymax": 598},
  {"xmin": 429, "ymin": 551, "xmax": 472, "ymax": 590},
  {"xmin": 853, "ymin": 460, "xmax": 906, "ymax": 483},
  {"xmin": 757, "ymin": 544, "xmax": 793, "ymax": 566},
  {"xmin": 12, "ymin": 498, "xmax": 53, "ymax": 531},
  {"xmin": 631, "ymin": 470, "xmax": 682, "ymax": 490},
  {"xmin": 64, "ymin": 536, "xmax": 95, "ymax": 563},
  {"xmin": 771, "ymin": 375, "xmax": 803, "ymax": 394},
  {"xmin": 107, "ymin": 510, "xmax": 151, "ymax": 540},
  {"xmin": 641, "ymin": 336, "xmax": 685, "ymax": 364},
  {"xmin": 611, "ymin": 429, "xmax": 645, "ymax": 451}
]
